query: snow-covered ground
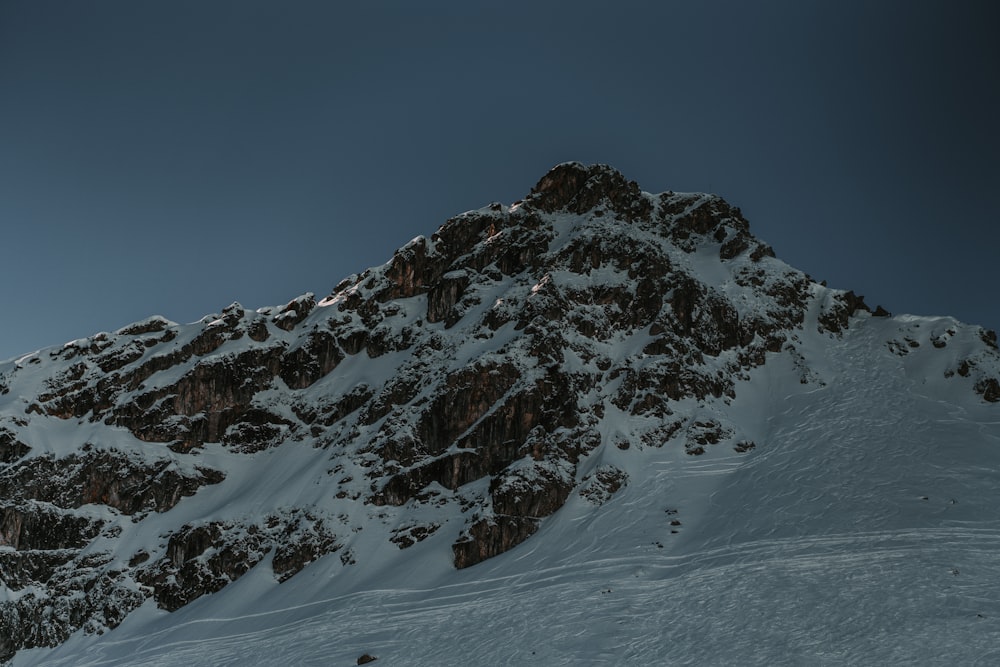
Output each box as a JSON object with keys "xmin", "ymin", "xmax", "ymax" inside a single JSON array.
[{"xmin": 15, "ymin": 311, "xmax": 1000, "ymax": 666}]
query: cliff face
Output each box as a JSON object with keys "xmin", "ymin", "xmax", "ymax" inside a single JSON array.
[{"xmin": 2, "ymin": 163, "xmax": 998, "ymax": 660}]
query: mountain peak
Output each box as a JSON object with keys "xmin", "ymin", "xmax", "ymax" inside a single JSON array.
[
  {"xmin": 2, "ymin": 166, "xmax": 999, "ymax": 663},
  {"xmin": 526, "ymin": 161, "xmax": 650, "ymax": 219}
]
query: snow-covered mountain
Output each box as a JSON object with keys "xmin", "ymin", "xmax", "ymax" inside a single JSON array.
[{"xmin": 3, "ymin": 163, "xmax": 999, "ymax": 665}]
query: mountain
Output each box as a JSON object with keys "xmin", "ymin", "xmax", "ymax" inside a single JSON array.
[{"xmin": 3, "ymin": 163, "xmax": 1000, "ymax": 665}]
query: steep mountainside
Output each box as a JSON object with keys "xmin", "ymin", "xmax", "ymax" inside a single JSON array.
[{"xmin": 2, "ymin": 163, "xmax": 999, "ymax": 664}]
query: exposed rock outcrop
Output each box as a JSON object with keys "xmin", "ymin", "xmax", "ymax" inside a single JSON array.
[
  {"xmin": 135, "ymin": 511, "xmax": 339, "ymax": 611},
  {"xmin": 0, "ymin": 449, "xmax": 223, "ymax": 514}
]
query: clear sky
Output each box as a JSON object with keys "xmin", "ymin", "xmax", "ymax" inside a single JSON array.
[{"xmin": 1, "ymin": 1, "xmax": 997, "ymax": 361}]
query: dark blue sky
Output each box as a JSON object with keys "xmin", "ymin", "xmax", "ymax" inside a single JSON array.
[{"xmin": 1, "ymin": 1, "xmax": 997, "ymax": 360}]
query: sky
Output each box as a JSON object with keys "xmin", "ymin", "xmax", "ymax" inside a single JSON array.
[{"xmin": 1, "ymin": 1, "xmax": 997, "ymax": 361}]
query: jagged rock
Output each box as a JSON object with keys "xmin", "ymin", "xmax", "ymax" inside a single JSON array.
[
  {"xmin": 490, "ymin": 455, "xmax": 575, "ymax": 518},
  {"xmin": 1, "ymin": 503, "xmax": 102, "ymax": 550},
  {"xmin": 112, "ymin": 345, "xmax": 287, "ymax": 449},
  {"xmin": 274, "ymin": 293, "xmax": 316, "ymax": 331},
  {"xmin": 426, "ymin": 270, "xmax": 471, "ymax": 326},
  {"xmin": 221, "ymin": 408, "xmax": 297, "ymax": 453},
  {"xmin": 372, "ymin": 369, "xmax": 581, "ymax": 507},
  {"xmin": 416, "ymin": 363, "xmax": 521, "ymax": 457},
  {"xmin": 139, "ymin": 521, "xmax": 266, "ymax": 611},
  {"xmin": 389, "ymin": 522, "xmax": 440, "ymax": 549},
  {"xmin": 0, "ymin": 450, "xmax": 223, "ymax": 514},
  {"xmin": 295, "ymin": 384, "xmax": 374, "ymax": 428},
  {"xmin": 0, "ymin": 566, "xmax": 145, "ymax": 662},
  {"xmin": 981, "ymin": 328, "xmax": 998, "ymax": 350},
  {"xmin": 280, "ymin": 329, "xmax": 344, "ymax": 389},
  {"xmin": 271, "ymin": 515, "xmax": 342, "ymax": 582},
  {"xmin": 818, "ymin": 290, "xmax": 871, "ymax": 334},
  {"xmin": 0, "ymin": 427, "xmax": 29, "ymax": 463},
  {"xmin": 0, "ymin": 549, "xmax": 78, "ymax": 590},
  {"xmin": 529, "ymin": 162, "xmax": 652, "ymax": 221},
  {"xmin": 117, "ymin": 315, "xmax": 174, "ymax": 336},
  {"xmin": 684, "ymin": 419, "xmax": 733, "ymax": 456},
  {"xmin": 376, "ymin": 237, "xmax": 446, "ymax": 302},
  {"xmin": 452, "ymin": 515, "xmax": 540, "ymax": 570},
  {"xmin": 138, "ymin": 511, "xmax": 341, "ymax": 610},
  {"xmin": 579, "ymin": 465, "xmax": 629, "ymax": 505},
  {"xmin": 975, "ymin": 377, "xmax": 1000, "ymax": 403}
]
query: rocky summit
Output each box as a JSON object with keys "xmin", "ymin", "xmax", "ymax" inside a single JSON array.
[{"xmin": 2, "ymin": 163, "xmax": 999, "ymax": 664}]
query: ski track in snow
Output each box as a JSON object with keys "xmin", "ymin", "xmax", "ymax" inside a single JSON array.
[{"xmin": 34, "ymin": 527, "xmax": 1000, "ymax": 666}]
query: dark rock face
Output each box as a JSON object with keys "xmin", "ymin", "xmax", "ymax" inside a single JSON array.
[
  {"xmin": 817, "ymin": 290, "xmax": 871, "ymax": 334},
  {"xmin": 0, "ymin": 556, "xmax": 145, "ymax": 661},
  {"xmin": 0, "ymin": 427, "xmax": 29, "ymax": 463},
  {"xmin": 975, "ymin": 377, "xmax": 1000, "ymax": 403},
  {"xmin": 529, "ymin": 162, "xmax": 652, "ymax": 221},
  {"xmin": 0, "ymin": 450, "xmax": 223, "ymax": 514},
  {"xmin": 426, "ymin": 270, "xmax": 471, "ymax": 326},
  {"xmin": 1, "ymin": 504, "xmax": 101, "ymax": 550},
  {"xmin": 136, "ymin": 511, "xmax": 339, "ymax": 611},
  {"xmin": 452, "ymin": 515, "xmax": 540, "ymax": 570},
  {"xmin": 579, "ymin": 465, "xmax": 629, "ymax": 505},
  {"xmin": 2, "ymin": 162, "xmax": 990, "ymax": 661},
  {"xmin": 0, "ymin": 447, "xmax": 224, "ymax": 660}
]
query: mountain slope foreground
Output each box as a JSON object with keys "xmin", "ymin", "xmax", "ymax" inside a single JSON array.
[{"xmin": 3, "ymin": 163, "xmax": 1000, "ymax": 665}]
